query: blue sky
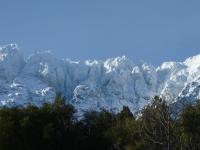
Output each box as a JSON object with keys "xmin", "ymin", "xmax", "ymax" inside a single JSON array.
[{"xmin": 0, "ymin": 0, "xmax": 200, "ymax": 65}]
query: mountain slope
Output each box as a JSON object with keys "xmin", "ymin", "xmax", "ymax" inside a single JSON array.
[{"xmin": 0, "ymin": 44, "xmax": 200, "ymax": 115}]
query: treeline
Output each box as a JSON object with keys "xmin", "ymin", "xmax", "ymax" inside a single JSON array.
[{"xmin": 0, "ymin": 95, "xmax": 200, "ymax": 150}]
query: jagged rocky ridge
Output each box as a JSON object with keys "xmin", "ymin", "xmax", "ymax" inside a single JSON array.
[{"xmin": 0, "ymin": 44, "xmax": 200, "ymax": 115}]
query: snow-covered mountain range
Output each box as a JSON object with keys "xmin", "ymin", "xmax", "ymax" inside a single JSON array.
[{"xmin": 0, "ymin": 44, "xmax": 200, "ymax": 115}]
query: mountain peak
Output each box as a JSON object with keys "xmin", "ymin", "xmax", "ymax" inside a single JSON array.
[
  {"xmin": 184, "ymin": 54, "xmax": 200, "ymax": 67},
  {"xmin": 0, "ymin": 44, "xmax": 25, "ymax": 81},
  {"xmin": 0, "ymin": 43, "xmax": 19, "ymax": 51},
  {"xmin": 104, "ymin": 55, "xmax": 134, "ymax": 73},
  {"xmin": 0, "ymin": 44, "xmax": 200, "ymax": 115}
]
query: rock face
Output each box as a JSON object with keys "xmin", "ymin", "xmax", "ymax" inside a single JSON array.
[{"xmin": 0, "ymin": 44, "xmax": 200, "ymax": 115}]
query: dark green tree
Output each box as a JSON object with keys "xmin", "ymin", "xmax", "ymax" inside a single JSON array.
[
  {"xmin": 138, "ymin": 96, "xmax": 178, "ymax": 150},
  {"xmin": 179, "ymin": 100, "xmax": 200, "ymax": 149},
  {"xmin": 106, "ymin": 106, "xmax": 141, "ymax": 150}
]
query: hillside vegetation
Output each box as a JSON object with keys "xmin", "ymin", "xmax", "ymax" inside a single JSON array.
[{"xmin": 0, "ymin": 95, "xmax": 199, "ymax": 150}]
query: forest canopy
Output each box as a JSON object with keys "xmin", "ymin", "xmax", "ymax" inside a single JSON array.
[{"xmin": 0, "ymin": 95, "xmax": 199, "ymax": 150}]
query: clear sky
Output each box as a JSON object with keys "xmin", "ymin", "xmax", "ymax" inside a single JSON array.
[{"xmin": 0, "ymin": 0, "xmax": 200, "ymax": 65}]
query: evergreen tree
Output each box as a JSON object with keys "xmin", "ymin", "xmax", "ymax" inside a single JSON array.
[
  {"xmin": 138, "ymin": 96, "xmax": 178, "ymax": 150},
  {"xmin": 105, "ymin": 106, "xmax": 141, "ymax": 150},
  {"xmin": 179, "ymin": 100, "xmax": 200, "ymax": 149}
]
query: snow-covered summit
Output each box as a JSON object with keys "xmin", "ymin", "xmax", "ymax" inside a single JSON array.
[
  {"xmin": 0, "ymin": 44, "xmax": 200, "ymax": 115},
  {"xmin": 0, "ymin": 44, "xmax": 25, "ymax": 81}
]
